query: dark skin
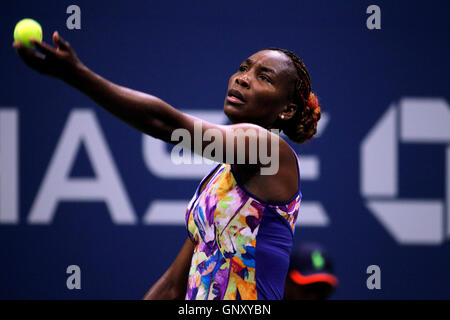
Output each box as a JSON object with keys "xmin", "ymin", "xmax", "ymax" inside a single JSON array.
[{"xmin": 13, "ymin": 32, "xmax": 300, "ymax": 299}]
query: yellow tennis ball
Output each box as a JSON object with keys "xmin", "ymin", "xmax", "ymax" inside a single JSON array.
[{"xmin": 14, "ymin": 18, "xmax": 42, "ymax": 49}]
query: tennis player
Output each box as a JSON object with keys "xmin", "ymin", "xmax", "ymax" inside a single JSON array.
[{"xmin": 13, "ymin": 31, "xmax": 321, "ymax": 300}]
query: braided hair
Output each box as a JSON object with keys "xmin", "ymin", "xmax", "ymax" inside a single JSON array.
[{"xmin": 266, "ymin": 47, "xmax": 321, "ymax": 144}]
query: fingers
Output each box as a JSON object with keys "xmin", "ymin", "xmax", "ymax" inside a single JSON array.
[
  {"xmin": 30, "ymin": 39, "xmax": 57, "ymax": 56},
  {"xmin": 12, "ymin": 41, "xmax": 22, "ymax": 50},
  {"xmin": 52, "ymin": 31, "xmax": 71, "ymax": 51},
  {"xmin": 12, "ymin": 41, "xmax": 47, "ymax": 73}
]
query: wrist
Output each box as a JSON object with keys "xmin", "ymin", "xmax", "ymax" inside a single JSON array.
[{"xmin": 61, "ymin": 62, "xmax": 89, "ymax": 87}]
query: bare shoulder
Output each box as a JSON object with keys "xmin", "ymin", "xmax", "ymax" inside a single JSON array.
[
  {"xmin": 275, "ymin": 136, "xmax": 299, "ymax": 183},
  {"xmin": 231, "ymin": 133, "xmax": 299, "ymax": 203},
  {"xmin": 266, "ymin": 136, "xmax": 299, "ymax": 202}
]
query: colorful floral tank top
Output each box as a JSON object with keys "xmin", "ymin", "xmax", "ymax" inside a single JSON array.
[{"xmin": 185, "ymin": 152, "xmax": 301, "ymax": 300}]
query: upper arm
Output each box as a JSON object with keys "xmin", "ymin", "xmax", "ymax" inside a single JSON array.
[
  {"xmin": 169, "ymin": 112, "xmax": 287, "ymax": 175},
  {"xmin": 142, "ymin": 97, "xmax": 288, "ymax": 175}
]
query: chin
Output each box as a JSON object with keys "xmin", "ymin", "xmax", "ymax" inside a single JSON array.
[{"xmin": 223, "ymin": 103, "xmax": 241, "ymax": 124}]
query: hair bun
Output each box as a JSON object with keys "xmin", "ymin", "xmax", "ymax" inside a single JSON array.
[
  {"xmin": 283, "ymin": 92, "xmax": 321, "ymax": 144},
  {"xmin": 308, "ymin": 93, "xmax": 320, "ymax": 114},
  {"xmin": 266, "ymin": 47, "xmax": 321, "ymax": 144}
]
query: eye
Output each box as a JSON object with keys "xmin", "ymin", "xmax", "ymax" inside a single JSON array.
[
  {"xmin": 238, "ymin": 65, "xmax": 248, "ymax": 72},
  {"xmin": 259, "ymin": 74, "xmax": 271, "ymax": 82}
]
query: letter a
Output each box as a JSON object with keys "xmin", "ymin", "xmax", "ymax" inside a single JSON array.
[
  {"xmin": 366, "ymin": 265, "xmax": 381, "ymax": 289},
  {"xmin": 28, "ymin": 109, "xmax": 136, "ymax": 225},
  {"xmin": 66, "ymin": 265, "xmax": 81, "ymax": 290},
  {"xmin": 366, "ymin": 5, "xmax": 381, "ymax": 30},
  {"xmin": 66, "ymin": 5, "xmax": 81, "ymax": 30}
]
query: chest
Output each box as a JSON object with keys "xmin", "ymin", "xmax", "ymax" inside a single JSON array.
[{"xmin": 196, "ymin": 164, "xmax": 296, "ymax": 204}]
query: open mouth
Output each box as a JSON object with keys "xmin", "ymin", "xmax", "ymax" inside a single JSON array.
[{"xmin": 227, "ymin": 88, "xmax": 246, "ymax": 104}]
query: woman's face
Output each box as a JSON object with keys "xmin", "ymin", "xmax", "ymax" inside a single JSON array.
[{"xmin": 224, "ymin": 50, "xmax": 296, "ymax": 128}]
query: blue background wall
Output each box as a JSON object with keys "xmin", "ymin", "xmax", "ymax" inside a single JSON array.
[{"xmin": 1, "ymin": 0, "xmax": 449, "ymax": 299}]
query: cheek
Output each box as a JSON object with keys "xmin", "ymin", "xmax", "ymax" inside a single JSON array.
[
  {"xmin": 228, "ymin": 74, "xmax": 237, "ymax": 87},
  {"xmin": 252, "ymin": 87, "xmax": 285, "ymax": 110}
]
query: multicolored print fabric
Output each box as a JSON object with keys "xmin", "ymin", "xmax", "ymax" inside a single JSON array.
[{"xmin": 185, "ymin": 156, "xmax": 301, "ymax": 300}]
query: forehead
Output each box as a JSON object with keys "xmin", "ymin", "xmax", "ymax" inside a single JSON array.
[{"xmin": 245, "ymin": 50, "xmax": 294, "ymax": 76}]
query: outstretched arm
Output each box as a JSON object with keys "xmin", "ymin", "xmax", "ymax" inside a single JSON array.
[
  {"xmin": 13, "ymin": 31, "xmax": 192, "ymax": 142},
  {"xmin": 142, "ymin": 238, "xmax": 195, "ymax": 300},
  {"xmin": 13, "ymin": 31, "xmax": 289, "ymax": 170}
]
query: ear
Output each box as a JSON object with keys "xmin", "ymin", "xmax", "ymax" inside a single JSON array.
[{"xmin": 278, "ymin": 103, "xmax": 298, "ymax": 121}]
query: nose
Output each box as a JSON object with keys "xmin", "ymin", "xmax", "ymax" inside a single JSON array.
[{"xmin": 235, "ymin": 74, "xmax": 250, "ymax": 88}]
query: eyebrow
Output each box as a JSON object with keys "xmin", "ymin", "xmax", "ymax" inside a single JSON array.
[{"xmin": 243, "ymin": 58, "xmax": 277, "ymax": 75}]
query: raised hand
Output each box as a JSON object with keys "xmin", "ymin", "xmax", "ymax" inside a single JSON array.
[{"xmin": 12, "ymin": 31, "xmax": 83, "ymax": 80}]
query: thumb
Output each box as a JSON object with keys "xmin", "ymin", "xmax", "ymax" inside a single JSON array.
[{"xmin": 53, "ymin": 31, "xmax": 70, "ymax": 50}]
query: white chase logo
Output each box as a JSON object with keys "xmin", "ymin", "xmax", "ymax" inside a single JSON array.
[{"xmin": 361, "ymin": 98, "xmax": 450, "ymax": 245}]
